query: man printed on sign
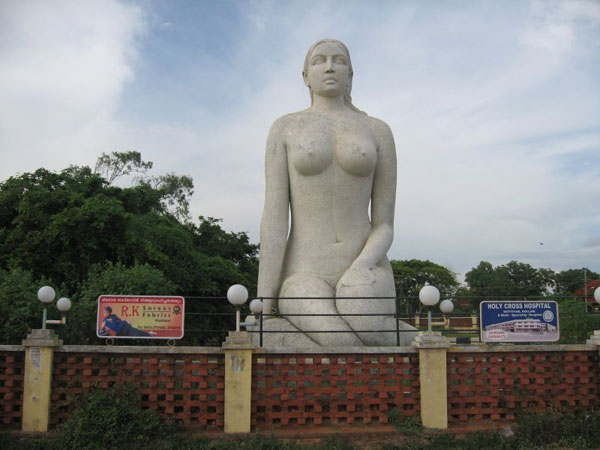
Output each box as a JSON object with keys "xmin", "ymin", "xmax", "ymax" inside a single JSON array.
[{"xmin": 99, "ymin": 306, "xmax": 157, "ymax": 337}]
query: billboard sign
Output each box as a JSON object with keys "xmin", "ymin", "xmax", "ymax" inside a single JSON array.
[
  {"xmin": 97, "ymin": 295, "xmax": 184, "ymax": 339},
  {"xmin": 480, "ymin": 301, "xmax": 559, "ymax": 343}
]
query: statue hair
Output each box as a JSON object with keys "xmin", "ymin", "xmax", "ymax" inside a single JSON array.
[{"xmin": 303, "ymin": 39, "xmax": 365, "ymax": 114}]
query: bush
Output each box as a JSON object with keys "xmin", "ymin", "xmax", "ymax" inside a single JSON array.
[
  {"xmin": 514, "ymin": 407, "xmax": 600, "ymax": 449},
  {"xmin": 57, "ymin": 384, "xmax": 171, "ymax": 450},
  {"xmin": 0, "ymin": 267, "xmax": 48, "ymax": 344},
  {"xmin": 558, "ymin": 297, "xmax": 600, "ymax": 344}
]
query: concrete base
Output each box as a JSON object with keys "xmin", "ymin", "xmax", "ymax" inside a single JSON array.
[
  {"xmin": 247, "ymin": 317, "xmax": 418, "ymax": 348},
  {"xmin": 222, "ymin": 331, "xmax": 255, "ymax": 349},
  {"xmin": 586, "ymin": 330, "xmax": 600, "ymax": 346},
  {"xmin": 22, "ymin": 328, "xmax": 62, "ymax": 347},
  {"xmin": 247, "ymin": 318, "xmax": 318, "ymax": 347}
]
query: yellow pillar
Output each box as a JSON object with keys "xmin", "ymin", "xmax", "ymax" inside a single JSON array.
[
  {"xmin": 21, "ymin": 329, "xmax": 61, "ymax": 432},
  {"xmin": 222, "ymin": 331, "xmax": 255, "ymax": 433},
  {"xmin": 471, "ymin": 314, "xmax": 478, "ymax": 329},
  {"xmin": 414, "ymin": 331, "xmax": 450, "ymax": 429}
]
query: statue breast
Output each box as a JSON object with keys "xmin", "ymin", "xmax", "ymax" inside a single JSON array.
[
  {"xmin": 335, "ymin": 137, "xmax": 377, "ymax": 177},
  {"xmin": 290, "ymin": 132, "xmax": 334, "ymax": 176},
  {"xmin": 288, "ymin": 117, "xmax": 377, "ymax": 178}
]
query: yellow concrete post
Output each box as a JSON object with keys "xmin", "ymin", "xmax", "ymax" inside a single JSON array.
[
  {"xmin": 21, "ymin": 329, "xmax": 62, "ymax": 432},
  {"xmin": 414, "ymin": 331, "xmax": 450, "ymax": 429},
  {"xmin": 222, "ymin": 331, "xmax": 255, "ymax": 433},
  {"xmin": 471, "ymin": 314, "xmax": 477, "ymax": 329}
]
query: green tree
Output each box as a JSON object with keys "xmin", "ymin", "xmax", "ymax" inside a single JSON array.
[
  {"xmin": 557, "ymin": 297, "xmax": 600, "ymax": 344},
  {"xmin": 465, "ymin": 260, "xmax": 554, "ymax": 309},
  {"xmin": 554, "ymin": 268, "xmax": 599, "ymax": 295},
  {"xmin": 93, "ymin": 150, "xmax": 153, "ymax": 184},
  {"xmin": 146, "ymin": 173, "xmax": 194, "ymax": 222},
  {"xmin": 390, "ymin": 259, "xmax": 459, "ymax": 314},
  {"xmin": 0, "ymin": 154, "xmax": 258, "ymax": 345},
  {"xmin": 0, "ymin": 267, "xmax": 49, "ymax": 344}
]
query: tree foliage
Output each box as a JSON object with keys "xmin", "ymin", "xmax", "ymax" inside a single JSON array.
[
  {"xmin": 465, "ymin": 260, "xmax": 553, "ymax": 307},
  {"xmin": 557, "ymin": 297, "xmax": 600, "ymax": 344},
  {"xmin": 0, "ymin": 155, "xmax": 258, "ymax": 344},
  {"xmin": 554, "ymin": 268, "xmax": 600, "ymax": 295},
  {"xmin": 390, "ymin": 259, "xmax": 459, "ymax": 314},
  {"xmin": 93, "ymin": 150, "xmax": 153, "ymax": 184},
  {"xmin": 0, "ymin": 267, "xmax": 48, "ymax": 344}
]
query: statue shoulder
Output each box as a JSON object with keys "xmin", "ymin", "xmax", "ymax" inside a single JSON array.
[
  {"xmin": 364, "ymin": 116, "xmax": 396, "ymax": 152},
  {"xmin": 267, "ymin": 111, "xmax": 312, "ymax": 147},
  {"xmin": 365, "ymin": 116, "xmax": 393, "ymax": 138},
  {"xmin": 269, "ymin": 111, "xmax": 306, "ymax": 135}
]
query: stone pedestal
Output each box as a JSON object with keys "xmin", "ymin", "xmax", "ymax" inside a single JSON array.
[
  {"xmin": 414, "ymin": 331, "xmax": 450, "ymax": 429},
  {"xmin": 21, "ymin": 329, "xmax": 62, "ymax": 432},
  {"xmin": 586, "ymin": 330, "xmax": 600, "ymax": 346},
  {"xmin": 222, "ymin": 331, "xmax": 255, "ymax": 433}
]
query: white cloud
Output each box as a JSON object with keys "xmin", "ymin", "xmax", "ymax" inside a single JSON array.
[
  {"xmin": 1, "ymin": 0, "xmax": 598, "ymax": 278},
  {"xmin": 0, "ymin": 0, "xmax": 146, "ymax": 177}
]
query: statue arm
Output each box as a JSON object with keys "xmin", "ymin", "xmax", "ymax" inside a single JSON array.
[
  {"xmin": 257, "ymin": 118, "xmax": 290, "ymax": 315},
  {"xmin": 352, "ymin": 118, "xmax": 397, "ymax": 271}
]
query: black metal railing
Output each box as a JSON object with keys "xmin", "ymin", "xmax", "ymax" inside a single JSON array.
[{"xmin": 181, "ymin": 295, "xmax": 482, "ymax": 347}]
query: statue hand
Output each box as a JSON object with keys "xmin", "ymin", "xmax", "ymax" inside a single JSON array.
[
  {"xmin": 338, "ymin": 265, "xmax": 376, "ymax": 288},
  {"xmin": 261, "ymin": 298, "xmax": 276, "ymax": 319}
]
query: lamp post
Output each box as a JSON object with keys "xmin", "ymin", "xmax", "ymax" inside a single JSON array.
[
  {"xmin": 227, "ymin": 284, "xmax": 249, "ymax": 332},
  {"xmin": 249, "ymin": 298, "xmax": 264, "ymax": 346},
  {"xmin": 37, "ymin": 286, "xmax": 71, "ymax": 329},
  {"xmin": 419, "ymin": 285, "xmax": 440, "ymax": 332}
]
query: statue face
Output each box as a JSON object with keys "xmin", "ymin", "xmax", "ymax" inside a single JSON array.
[{"xmin": 304, "ymin": 42, "xmax": 351, "ymax": 98}]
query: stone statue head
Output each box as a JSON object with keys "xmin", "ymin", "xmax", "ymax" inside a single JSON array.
[{"xmin": 303, "ymin": 39, "xmax": 362, "ymax": 113}]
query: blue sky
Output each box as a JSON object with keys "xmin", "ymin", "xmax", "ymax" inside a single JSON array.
[{"xmin": 1, "ymin": 0, "xmax": 599, "ymax": 279}]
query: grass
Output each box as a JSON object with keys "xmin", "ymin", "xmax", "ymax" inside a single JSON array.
[{"xmin": 3, "ymin": 403, "xmax": 600, "ymax": 450}]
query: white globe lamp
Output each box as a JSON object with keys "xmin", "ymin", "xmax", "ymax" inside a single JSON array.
[
  {"xmin": 227, "ymin": 284, "xmax": 249, "ymax": 331},
  {"xmin": 594, "ymin": 287, "xmax": 600, "ymax": 304},
  {"xmin": 440, "ymin": 299, "xmax": 454, "ymax": 314},
  {"xmin": 419, "ymin": 285, "xmax": 440, "ymax": 306},
  {"xmin": 57, "ymin": 297, "xmax": 72, "ymax": 312},
  {"xmin": 249, "ymin": 299, "xmax": 264, "ymax": 315},
  {"xmin": 37, "ymin": 286, "xmax": 70, "ymax": 329},
  {"xmin": 37, "ymin": 286, "xmax": 56, "ymax": 304},
  {"xmin": 227, "ymin": 284, "xmax": 249, "ymax": 306}
]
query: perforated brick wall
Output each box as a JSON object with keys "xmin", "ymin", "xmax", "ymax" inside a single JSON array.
[
  {"xmin": 2, "ymin": 344, "xmax": 599, "ymax": 432},
  {"xmin": 447, "ymin": 350, "xmax": 600, "ymax": 424},
  {"xmin": 50, "ymin": 351, "xmax": 224, "ymax": 429},
  {"xmin": 0, "ymin": 350, "xmax": 24, "ymax": 429},
  {"xmin": 251, "ymin": 353, "xmax": 420, "ymax": 428}
]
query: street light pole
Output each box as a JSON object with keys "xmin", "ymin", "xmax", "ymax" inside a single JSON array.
[{"xmin": 419, "ymin": 285, "xmax": 440, "ymax": 332}]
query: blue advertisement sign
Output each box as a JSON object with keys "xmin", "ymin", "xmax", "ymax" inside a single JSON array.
[{"xmin": 480, "ymin": 301, "xmax": 559, "ymax": 343}]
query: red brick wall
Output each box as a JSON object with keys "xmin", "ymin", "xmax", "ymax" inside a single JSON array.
[
  {"xmin": 447, "ymin": 350, "xmax": 600, "ymax": 424},
  {"xmin": 251, "ymin": 353, "xmax": 420, "ymax": 428},
  {"xmin": 2, "ymin": 345, "xmax": 599, "ymax": 431},
  {"xmin": 0, "ymin": 350, "xmax": 24, "ymax": 429},
  {"xmin": 50, "ymin": 351, "xmax": 224, "ymax": 429}
]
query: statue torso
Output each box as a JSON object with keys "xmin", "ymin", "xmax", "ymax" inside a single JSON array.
[{"xmin": 279, "ymin": 110, "xmax": 380, "ymax": 280}]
